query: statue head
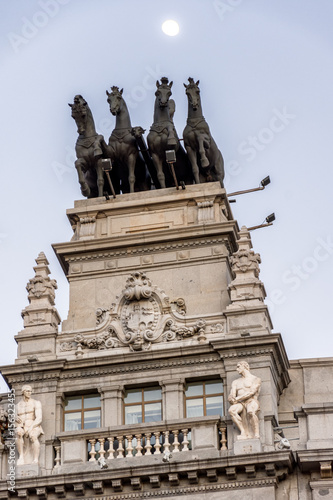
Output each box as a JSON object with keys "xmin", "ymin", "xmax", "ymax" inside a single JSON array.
[
  {"xmin": 68, "ymin": 95, "xmax": 89, "ymax": 134},
  {"xmin": 155, "ymin": 77, "xmax": 173, "ymax": 107},
  {"xmin": 183, "ymin": 77, "xmax": 200, "ymax": 110},
  {"xmin": 21, "ymin": 384, "xmax": 32, "ymax": 397},
  {"xmin": 106, "ymin": 86, "xmax": 124, "ymax": 115},
  {"xmin": 237, "ymin": 361, "xmax": 250, "ymax": 373}
]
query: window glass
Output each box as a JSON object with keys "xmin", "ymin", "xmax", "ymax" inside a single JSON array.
[
  {"xmin": 143, "ymin": 387, "xmax": 162, "ymax": 402},
  {"xmin": 124, "ymin": 386, "xmax": 162, "ymax": 424},
  {"xmin": 185, "ymin": 382, "xmax": 203, "ymax": 397},
  {"xmin": 186, "ymin": 398, "xmax": 204, "ymax": 418},
  {"xmin": 84, "ymin": 409, "xmax": 101, "ymax": 428},
  {"xmin": 83, "ymin": 395, "xmax": 101, "ymax": 409},
  {"xmin": 64, "ymin": 394, "xmax": 101, "ymax": 431},
  {"xmin": 206, "ymin": 395, "xmax": 223, "ymax": 416},
  {"xmin": 64, "ymin": 412, "xmax": 82, "ymax": 431},
  {"xmin": 144, "ymin": 402, "xmax": 162, "ymax": 422},
  {"xmin": 185, "ymin": 380, "xmax": 224, "ymax": 417},
  {"xmin": 124, "ymin": 389, "xmax": 142, "ymax": 404},
  {"xmin": 65, "ymin": 396, "xmax": 82, "ymax": 411},
  {"xmin": 205, "ymin": 381, "xmax": 223, "ymax": 395},
  {"xmin": 125, "ymin": 405, "xmax": 142, "ymax": 424}
]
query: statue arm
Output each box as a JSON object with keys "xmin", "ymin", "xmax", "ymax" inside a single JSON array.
[
  {"xmin": 28, "ymin": 401, "xmax": 42, "ymax": 431},
  {"xmin": 234, "ymin": 378, "xmax": 261, "ymax": 403},
  {"xmin": 228, "ymin": 382, "xmax": 238, "ymax": 404}
]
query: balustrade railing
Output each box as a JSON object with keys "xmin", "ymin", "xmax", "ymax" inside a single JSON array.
[
  {"xmin": 87, "ymin": 428, "xmax": 191, "ymax": 461},
  {"xmin": 53, "ymin": 417, "xmax": 227, "ymax": 468}
]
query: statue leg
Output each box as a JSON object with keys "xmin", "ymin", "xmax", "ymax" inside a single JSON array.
[
  {"xmin": 151, "ymin": 153, "xmax": 166, "ymax": 189},
  {"xmin": 31, "ymin": 438, "xmax": 40, "ymax": 464},
  {"xmin": 197, "ymin": 136, "xmax": 209, "ymax": 168},
  {"xmin": 29, "ymin": 429, "xmax": 41, "ymax": 464},
  {"xmin": 185, "ymin": 145, "xmax": 200, "ymax": 184},
  {"xmin": 128, "ymin": 153, "xmax": 137, "ymax": 193},
  {"xmin": 215, "ymin": 150, "xmax": 225, "ymax": 186},
  {"xmin": 16, "ymin": 429, "xmax": 25, "ymax": 465},
  {"xmin": 96, "ymin": 159, "xmax": 105, "ymax": 197},
  {"xmin": 246, "ymin": 400, "xmax": 260, "ymax": 438},
  {"xmin": 166, "ymin": 124, "xmax": 177, "ymax": 148},
  {"xmin": 229, "ymin": 403, "xmax": 248, "ymax": 439},
  {"xmin": 75, "ymin": 159, "xmax": 91, "ymax": 197}
]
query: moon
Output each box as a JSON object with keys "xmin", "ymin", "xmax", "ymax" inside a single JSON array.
[{"xmin": 162, "ymin": 20, "xmax": 180, "ymax": 37}]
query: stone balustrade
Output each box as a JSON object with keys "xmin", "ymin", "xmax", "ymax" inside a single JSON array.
[
  {"xmin": 52, "ymin": 416, "xmax": 227, "ymax": 470},
  {"xmin": 87, "ymin": 428, "xmax": 191, "ymax": 461}
]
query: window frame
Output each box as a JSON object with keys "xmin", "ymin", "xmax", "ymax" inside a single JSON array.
[
  {"xmin": 123, "ymin": 386, "xmax": 162, "ymax": 424},
  {"xmin": 184, "ymin": 379, "xmax": 224, "ymax": 418},
  {"xmin": 63, "ymin": 393, "xmax": 101, "ymax": 431}
]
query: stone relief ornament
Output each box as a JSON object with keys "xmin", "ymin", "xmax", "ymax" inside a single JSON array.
[
  {"xmin": 60, "ymin": 272, "xmax": 226, "ymax": 354},
  {"xmin": 170, "ymin": 298, "xmax": 186, "ymax": 315},
  {"xmin": 230, "ymin": 249, "xmax": 261, "ymax": 278}
]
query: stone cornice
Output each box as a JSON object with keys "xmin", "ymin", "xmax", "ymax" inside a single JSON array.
[
  {"xmin": 0, "ymin": 450, "xmax": 294, "ymax": 498},
  {"xmin": 1, "ymin": 348, "xmax": 222, "ymax": 384},
  {"xmin": 297, "ymin": 449, "xmax": 333, "ymax": 471},
  {"xmin": 211, "ymin": 333, "xmax": 290, "ymax": 395},
  {"xmin": 53, "ymin": 223, "xmax": 237, "ymax": 275},
  {"xmin": 289, "ymin": 358, "xmax": 333, "ymax": 369},
  {"xmin": 70, "ymin": 182, "xmax": 232, "ymax": 215}
]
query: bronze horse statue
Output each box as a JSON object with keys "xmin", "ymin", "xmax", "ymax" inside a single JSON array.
[
  {"xmin": 106, "ymin": 86, "xmax": 150, "ymax": 193},
  {"xmin": 183, "ymin": 78, "xmax": 224, "ymax": 185},
  {"xmin": 69, "ymin": 95, "xmax": 110, "ymax": 198},
  {"xmin": 147, "ymin": 77, "xmax": 192, "ymax": 188}
]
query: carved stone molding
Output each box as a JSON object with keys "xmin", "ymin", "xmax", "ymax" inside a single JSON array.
[
  {"xmin": 60, "ymin": 272, "xmax": 225, "ymax": 354},
  {"xmin": 20, "ymin": 253, "xmax": 61, "ymax": 333},
  {"xmin": 65, "ymin": 235, "xmax": 232, "ymax": 264},
  {"xmin": 197, "ymin": 199, "xmax": 214, "ymax": 222}
]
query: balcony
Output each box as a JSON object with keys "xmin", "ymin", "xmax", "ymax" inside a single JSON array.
[{"xmin": 52, "ymin": 416, "xmax": 227, "ymax": 472}]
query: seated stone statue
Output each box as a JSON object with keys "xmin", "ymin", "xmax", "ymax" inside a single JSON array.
[
  {"xmin": 228, "ymin": 361, "xmax": 261, "ymax": 440},
  {"xmin": 16, "ymin": 385, "xmax": 43, "ymax": 465}
]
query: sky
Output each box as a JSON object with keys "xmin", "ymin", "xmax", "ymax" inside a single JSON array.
[{"xmin": 0, "ymin": 0, "xmax": 333, "ymax": 391}]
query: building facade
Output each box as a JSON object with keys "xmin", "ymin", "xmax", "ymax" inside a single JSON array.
[{"xmin": 0, "ymin": 182, "xmax": 332, "ymax": 499}]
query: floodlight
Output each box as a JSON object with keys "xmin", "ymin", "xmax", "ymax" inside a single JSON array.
[
  {"xmin": 165, "ymin": 150, "xmax": 176, "ymax": 163},
  {"xmin": 101, "ymin": 158, "xmax": 112, "ymax": 171},
  {"xmin": 101, "ymin": 158, "xmax": 116, "ymax": 198},
  {"xmin": 227, "ymin": 175, "xmax": 271, "ymax": 198},
  {"xmin": 261, "ymin": 176, "xmax": 271, "ymax": 187},
  {"xmin": 248, "ymin": 213, "xmax": 276, "ymax": 231},
  {"xmin": 165, "ymin": 150, "xmax": 179, "ymax": 190},
  {"xmin": 266, "ymin": 213, "xmax": 275, "ymax": 224}
]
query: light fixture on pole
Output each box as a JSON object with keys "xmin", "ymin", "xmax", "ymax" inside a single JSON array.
[
  {"xmin": 227, "ymin": 176, "xmax": 271, "ymax": 199},
  {"xmin": 248, "ymin": 213, "xmax": 276, "ymax": 231},
  {"xmin": 101, "ymin": 158, "xmax": 116, "ymax": 199},
  {"xmin": 165, "ymin": 150, "xmax": 179, "ymax": 190}
]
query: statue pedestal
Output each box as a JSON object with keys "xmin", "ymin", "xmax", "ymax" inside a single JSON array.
[
  {"xmin": 16, "ymin": 463, "xmax": 40, "ymax": 478},
  {"xmin": 233, "ymin": 438, "xmax": 262, "ymax": 455}
]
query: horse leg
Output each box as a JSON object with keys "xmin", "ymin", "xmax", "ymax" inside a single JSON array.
[
  {"xmin": 128, "ymin": 153, "xmax": 137, "ymax": 193},
  {"xmin": 75, "ymin": 158, "xmax": 91, "ymax": 197},
  {"xmin": 215, "ymin": 150, "xmax": 225, "ymax": 186},
  {"xmin": 151, "ymin": 152, "xmax": 166, "ymax": 188},
  {"xmin": 186, "ymin": 145, "xmax": 200, "ymax": 184},
  {"xmin": 166, "ymin": 124, "xmax": 177, "ymax": 148},
  {"xmin": 197, "ymin": 135, "xmax": 210, "ymax": 168},
  {"xmin": 96, "ymin": 159, "xmax": 105, "ymax": 197}
]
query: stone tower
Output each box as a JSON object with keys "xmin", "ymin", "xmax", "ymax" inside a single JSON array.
[{"xmin": 0, "ymin": 182, "xmax": 332, "ymax": 499}]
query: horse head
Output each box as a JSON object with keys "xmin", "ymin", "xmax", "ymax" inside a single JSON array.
[
  {"xmin": 183, "ymin": 77, "xmax": 200, "ymax": 111},
  {"xmin": 155, "ymin": 77, "xmax": 173, "ymax": 108},
  {"xmin": 68, "ymin": 95, "xmax": 90, "ymax": 135},
  {"xmin": 106, "ymin": 86, "xmax": 124, "ymax": 116}
]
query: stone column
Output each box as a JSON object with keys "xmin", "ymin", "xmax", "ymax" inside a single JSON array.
[
  {"xmin": 101, "ymin": 386, "xmax": 124, "ymax": 427},
  {"xmin": 161, "ymin": 380, "xmax": 184, "ymax": 421}
]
